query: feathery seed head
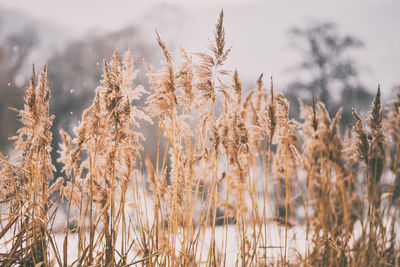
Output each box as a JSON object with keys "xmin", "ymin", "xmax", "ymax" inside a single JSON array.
[
  {"xmin": 352, "ymin": 108, "xmax": 369, "ymax": 163},
  {"xmin": 367, "ymin": 86, "xmax": 386, "ymax": 145},
  {"xmin": 232, "ymin": 69, "xmax": 243, "ymax": 106}
]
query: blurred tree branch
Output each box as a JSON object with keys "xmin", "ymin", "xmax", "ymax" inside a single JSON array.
[{"xmin": 286, "ymin": 21, "xmax": 373, "ymax": 126}]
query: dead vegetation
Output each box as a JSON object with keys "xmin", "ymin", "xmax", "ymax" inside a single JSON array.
[{"xmin": 0, "ymin": 10, "xmax": 399, "ymax": 267}]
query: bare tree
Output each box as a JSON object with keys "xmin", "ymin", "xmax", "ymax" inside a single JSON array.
[{"xmin": 286, "ymin": 21, "xmax": 372, "ymax": 126}]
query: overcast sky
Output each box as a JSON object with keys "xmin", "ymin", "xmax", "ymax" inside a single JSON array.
[{"xmin": 1, "ymin": 0, "xmax": 399, "ymax": 97}]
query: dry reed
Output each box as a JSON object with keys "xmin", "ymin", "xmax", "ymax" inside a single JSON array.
[{"xmin": 0, "ymin": 10, "xmax": 399, "ymax": 267}]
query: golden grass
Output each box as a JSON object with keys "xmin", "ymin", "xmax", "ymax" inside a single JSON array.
[{"xmin": 0, "ymin": 10, "xmax": 399, "ymax": 266}]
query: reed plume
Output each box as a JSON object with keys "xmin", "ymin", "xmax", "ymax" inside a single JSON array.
[{"xmin": 0, "ymin": 11, "xmax": 399, "ymax": 267}]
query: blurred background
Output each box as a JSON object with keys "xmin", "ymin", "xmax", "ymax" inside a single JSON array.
[{"xmin": 0, "ymin": 0, "xmax": 399, "ymax": 174}]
